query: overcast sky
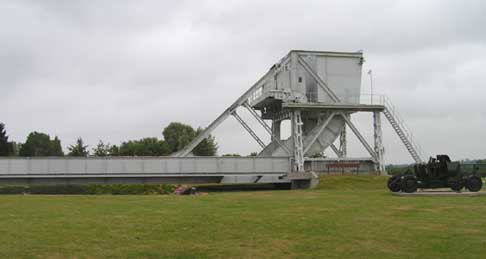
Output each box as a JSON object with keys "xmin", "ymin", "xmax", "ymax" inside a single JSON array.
[{"xmin": 1, "ymin": 0, "xmax": 485, "ymax": 163}]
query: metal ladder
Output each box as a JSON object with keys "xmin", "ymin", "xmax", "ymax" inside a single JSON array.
[{"xmin": 380, "ymin": 96, "xmax": 425, "ymax": 163}]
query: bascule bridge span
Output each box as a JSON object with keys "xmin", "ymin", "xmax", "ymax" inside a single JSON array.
[{"xmin": 0, "ymin": 50, "xmax": 425, "ymax": 188}]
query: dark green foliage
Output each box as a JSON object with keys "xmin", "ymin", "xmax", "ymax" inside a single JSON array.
[
  {"xmin": 29, "ymin": 185, "xmax": 89, "ymax": 194},
  {"xmin": 8, "ymin": 142, "xmax": 21, "ymax": 156},
  {"xmin": 68, "ymin": 137, "xmax": 89, "ymax": 157},
  {"xmin": 19, "ymin": 132, "xmax": 63, "ymax": 156},
  {"xmin": 92, "ymin": 140, "xmax": 119, "ymax": 157},
  {"xmin": 49, "ymin": 137, "xmax": 64, "ymax": 156},
  {"xmin": 108, "ymin": 145, "xmax": 120, "ymax": 156},
  {"xmin": 162, "ymin": 123, "xmax": 217, "ymax": 156},
  {"xmin": 248, "ymin": 152, "xmax": 258, "ymax": 157},
  {"xmin": 19, "ymin": 132, "xmax": 50, "ymax": 156},
  {"xmin": 119, "ymin": 138, "xmax": 170, "ymax": 156},
  {"xmin": 3, "ymin": 121, "xmax": 218, "ymax": 157},
  {"xmin": 0, "ymin": 184, "xmax": 176, "ymax": 195},
  {"xmin": 222, "ymin": 153, "xmax": 241, "ymax": 157},
  {"xmin": 192, "ymin": 127, "xmax": 217, "ymax": 156},
  {"xmin": 0, "ymin": 123, "xmax": 9, "ymax": 156},
  {"xmin": 87, "ymin": 184, "xmax": 175, "ymax": 195},
  {"xmin": 92, "ymin": 140, "xmax": 108, "ymax": 156},
  {"xmin": 0, "ymin": 185, "xmax": 28, "ymax": 194},
  {"xmin": 162, "ymin": 122, "xmax": 196, "ymax": 153}
]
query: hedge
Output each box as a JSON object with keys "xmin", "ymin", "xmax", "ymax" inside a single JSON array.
[{"xmin": 0, "ymin": 184, "xmax": 176, "ymax": 195}]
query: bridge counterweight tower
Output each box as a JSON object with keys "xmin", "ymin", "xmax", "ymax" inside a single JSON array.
[{"xmin": 176, "ymin": 50, "xmax": 425, "ymax": 186}]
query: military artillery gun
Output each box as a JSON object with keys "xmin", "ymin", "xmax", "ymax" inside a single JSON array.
[{"xmin": 388, "ymin": 155, "xmax": 483, "ymax": 193}]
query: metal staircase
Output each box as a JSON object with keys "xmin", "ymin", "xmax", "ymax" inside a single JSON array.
[{"xmin": 380, "ymin": 96, "xmax": 425, "ymax": 163}]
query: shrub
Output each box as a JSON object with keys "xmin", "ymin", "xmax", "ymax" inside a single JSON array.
[
  {"xmin": 29, "ymin": 185, "xmax": 89, "ymax": 194},
  {"xmin": 0, "ymin": 184, "xmax": 176, "ymax": 195},
  {"xmin": 0, "ymin": 186, "xmax": 28, "ymax": 194}
]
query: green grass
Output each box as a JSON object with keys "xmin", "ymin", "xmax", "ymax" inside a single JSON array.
[{"xmin": 0, "ymin": 176, "xmax": 485, "ymax": 258}]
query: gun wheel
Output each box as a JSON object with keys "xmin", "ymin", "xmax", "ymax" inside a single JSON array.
[
  {"xmin": 387, "ymin": 175, "xmax": 401, "ymax": 192},
  {"xmin": 466, "ymin": 176, "xmax": 482, "ymax": 192},
  {"xmin": 449, "ymin": 181, "xmax": 463, "ymax": 192},
  {"xmin": 401, "ymin": 175, "xmax": 418, "ymax": 193}
]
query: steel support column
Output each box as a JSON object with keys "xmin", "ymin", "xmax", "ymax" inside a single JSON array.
[
  {"xmin": 272, "ymin": 120, "xmax": 281, "ymax": 140},
  {"xmin": 339, "ymin": 124, "xmax": 347, "ymax": 158},
  {"xmin": 373, "ymin": 111, "xmax": 385, "ymax": 174},
  {"xmin": 292, "ymin": 110, "xmax": 305, "ymax": 172},
  {"xmin": 340, "ymin": 113, "xmax": 378, "ymax": 162}
]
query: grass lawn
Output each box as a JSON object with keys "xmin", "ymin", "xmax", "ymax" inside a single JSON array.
[{"xmin": 0, "ymin": 176, "xmax": 485, "ymax": 258}]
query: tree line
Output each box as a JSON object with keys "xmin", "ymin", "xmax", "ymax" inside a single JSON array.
[{"xmin": 0, "ymin": 122, "xmax": 217, "ymax": 157}]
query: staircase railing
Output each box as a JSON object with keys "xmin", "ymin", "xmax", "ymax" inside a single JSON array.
[{"xmin": 378, "ymin": 95, "xmax": 426, "ymax": 163}]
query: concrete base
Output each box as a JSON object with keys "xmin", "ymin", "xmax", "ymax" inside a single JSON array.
[
  {"xmin": 392, "ymin": 190, "xmax": 486, "ymax": 197},
  {"xmin": 288, "ymin": 172, "xmax": 320, "ymax": 189}
]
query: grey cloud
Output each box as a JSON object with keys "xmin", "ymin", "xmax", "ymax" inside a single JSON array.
[{"xmin": 1, "ymin": 0, "xmax": 485, "ymax": 163}]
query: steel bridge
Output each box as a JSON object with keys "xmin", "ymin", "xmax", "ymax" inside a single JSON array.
[{"xmin": 0, "ymin": 50, "xmax": 425, "ymax": 188}]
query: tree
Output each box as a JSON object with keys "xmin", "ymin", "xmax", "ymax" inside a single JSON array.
[
  {"xmin": 19, "ymin": 132, "xmax": 52, "ymax": 156},
  {"xmin": 162, "ymin": 123, "xmax": 218, "ymax": 156},
  {"xmin": 192, "ymin": 127, "xmax": 218, "ymax": 156},
  {"xmin": 162, "ymin": 122, "xmax": 196, "ymax": 153},
  {"xmin": 49, "ymin": 136, "xmax": 64, "ymax": 156},
  {"xmin": 108, "ymin": 145, "xmax": 120, "ymax": 156},
  {"xmin": 11, "ymin": 142, "xmax": 21, "ymax": 156},
  {"xmin": 92, "ymin": 140, "xmax": 110, "ymax": 157},
  {"xmin": 68, "ymin": 138, "xmax": 89, "ymax": 157},
  {"xmin": 222, "ymin": 153, "xmax": 241, "ymax": 157},
  {"xmin": 248, "ymin": 152, "xmax": 258, "ymax": 157},
  {"xmin": 19, "ymin": 132, "xmax": 64, "ymax": 157},
  {"xmin": 119, "ymin": 138, "xmax": 170, "ymax": 156},
  {"xmin": 0, "ymin": 123, "xmax": 10, "ymax": 156}
]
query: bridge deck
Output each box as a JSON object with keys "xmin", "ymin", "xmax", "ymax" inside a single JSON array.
[{"xmin": 0, "ymin": 157, "xmax": 291, "ymax": 185}]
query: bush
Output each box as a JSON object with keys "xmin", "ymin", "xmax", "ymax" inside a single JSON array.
[
  {"xmin": 0, "ymin": 184, "xmax": 176, "ymax": 195},
  {"xmin": 29, "ymin": 185, "xmax": 89, "ymax": 195},
  {"xmin": 0, "ymin": 186, "xmax": 28, "ymax": 194},
  {"xmin": 86, "ymin": 184, "xmax": 175, "ymax": 195}
]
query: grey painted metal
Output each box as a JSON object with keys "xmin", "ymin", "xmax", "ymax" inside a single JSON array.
[
  {"xmin": 0, "ymin": 157, "xmax": 291, "ymax": 184},
  {"xmin": 243, "ymin": 102, "xmax": 273, "ymax": 135},
  {"xmin": 292, "ymin": 110, "xmax": 305, "ymax": 171},
  {"xmin": 303, "ymin": 112, "xmax": 336, "ymax": 154},
  {"xmin": 297, "ymin": 55, "xmax": 340, "ymax": 102},
  {"xmin": 329, "ymin": 144, "xmax": 341, "ymax": 157},
  {"xmin": 173, "ymin": 68, "xmax": 275, "ymax": 157},
  {"xmin": 180, "ymin": 50, "xmax": 364, "ymax": 160},
  {"xmin": 243, "ymin": 102, "xmax": 290, "ymax": 154},
  {"xmin": 231, "ymin": 111, "xmax": 266, "ymax": 148},
  {"xmin": 379, "ymin": 95, "xmax": 424, "ymax": 162},
  {"xmin": 373, "ymin": 112, "xmax": 385, "ymax": 173},
  {"xmin": 384, "ymin": 108, "xmax": 422, "ymax": 163},
  {"xmin": 339, "ymin": 125, "xmax": 347, "ymax": 157},
  {"xmin": 383, "ymin": 105, "xmax": 424, "ymax": 163},
  {"xmin": 0, "ymin": 50, "xmax": 425, "ymax": 183},
  {"xmin": 340, "ymin": 113, "xmax": 378, "ymax": 162},
  {"xmin": 282, "ymin": 103, "xmax": 385, "ymax": 111}
]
